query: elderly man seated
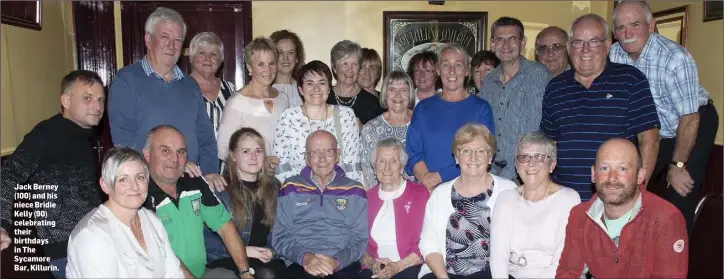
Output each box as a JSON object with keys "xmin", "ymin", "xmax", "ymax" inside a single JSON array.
[
  {"xmin": 141, "ymin": 125, "xmax": 253, "ymax": 279},
  {"xmin": 272, "ymin": 130, "xmax": 368, "ymax": 279}
]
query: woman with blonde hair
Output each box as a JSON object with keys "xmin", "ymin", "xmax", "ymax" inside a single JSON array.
[
  {"xmin": 205, "ymin": 127, "xmax": 287, "ymax": 278},
  {"xmin": 217, "ymin": 36, "xmax": 290, "ymax": 172},
  {"xmin": 418, "ymin": 123, "xmax": 516, "ymax": 279}
]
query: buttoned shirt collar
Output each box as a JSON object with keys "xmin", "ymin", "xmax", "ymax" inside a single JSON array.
[{"xmin": 141, "ymin": 55, "xmax": 184, "ymax": 81}]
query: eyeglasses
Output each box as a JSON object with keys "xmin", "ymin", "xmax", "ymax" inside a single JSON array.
[
  {"xmin": 305, "ymin": 149, "xmax": 336, "ymax": 159},
  {"xmin": 492, "ymin": 36, "xmax": 521, "ymax": 46},
  {"xmin": 458, "ymin": 148, "xmax": 492, "ymax": 158},
  {"xmin": 515, "ymin": 154, "xmax": 551, "ymax": 164},
  {"xmin": 570, "ymin": 38, "xmax": 607, "ymax": 50},
  {"xmin": 535, "ymin": 44, "xmax": 566, "ymax": 55}
]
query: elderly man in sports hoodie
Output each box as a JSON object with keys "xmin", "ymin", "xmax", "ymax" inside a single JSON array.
[
  {"xmin": 556, "ymin": 138, "xmax": 688, "ymax": 279},
  {"xmin": 272, "ymin": 130, "xmax": 368, "ymax": 279}
]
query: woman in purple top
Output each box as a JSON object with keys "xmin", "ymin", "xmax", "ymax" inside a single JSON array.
[{"xmin": 361, "ymin": 138, "xmax": 429, "ymax": 279}]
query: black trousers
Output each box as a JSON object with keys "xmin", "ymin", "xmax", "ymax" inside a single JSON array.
[
  {"xmin": 286, "ymin": 261, "xmax": 362, "ymax": 279},
  {"xmin": 208, "ymin": 257, "xmax": 289, "ymax": 279},
  {"xmin": 648, "ymin": 101, "xmax": 719, "ymax": 233}
]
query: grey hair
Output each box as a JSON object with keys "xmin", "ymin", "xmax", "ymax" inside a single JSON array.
[
  {"xmin": 370, "ymin": 138, "xmax": 408, "ymax": 168},
  {"xmin": 516, "ymin": 131, "xmax": 557, "ymax": 162},
  {"xmin": 330, "ymin": 40, "xmax": 362, "ymax": 72},
  {"xmin": 144, "ymin": 7, "xmax": 187, "ymax": 39},
  {"xmin": 101, "ymin": 146, "xmax": 149, "ymax": 190},
  {"xmin": 189, "ymin": 32, "xmax": 224, "ymax": 61},
  {"xmin": 568, "ymin": 14, "xmax": 610, "ymax": 40},
  {"xmin": 143, "ymin": 125, "xmax": 184, "ymax": 152},
  {"xmin": 438, "ymin": 43, "xmax": 470, "ymax": 67},
  {"xmin": 378, "ymin": 71, "xmax": 415, "ymax": 110},
  {"xmin": 613, "ymin": 0, "xmax": 653, "ymax": 24}
]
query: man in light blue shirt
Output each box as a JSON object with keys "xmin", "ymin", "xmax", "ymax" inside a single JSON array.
[{"xmin": 609, "ymin": 0, "xmax": 718, "ymax": 233}]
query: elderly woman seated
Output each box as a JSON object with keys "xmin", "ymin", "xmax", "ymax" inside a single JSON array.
[
  {"xmin": 418, "ymin": 123, "xmax": 517, "ymax": 279},
  {"xmin": 66, "ymin": 146, "xmax": 183, "ymax": 278},
  {"xmin": 360, "ymin": 138, "xmax": 429, "ymax": 279},
  {"xmin": 490, "ymin": 131, "xmax": 581, "ymax": 279}
]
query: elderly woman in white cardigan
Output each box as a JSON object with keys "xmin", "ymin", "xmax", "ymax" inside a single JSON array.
[
  {"xmin": 490, "ymin": 131, "xmax": 581, "ymax": 279},
  {"xmin": 418, "ymin": 123, "xmax": 517, "ymax": 279}
]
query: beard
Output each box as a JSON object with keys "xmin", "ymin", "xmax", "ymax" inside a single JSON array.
[{"xmin": 597, "ymin": 181, "xmax": 637, "ymax": 206}]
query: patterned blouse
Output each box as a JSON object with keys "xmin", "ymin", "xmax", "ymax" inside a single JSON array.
[
  {"xmin": 446, "ymin": 182, "xmax": 494, "ymax": 276},
  {"xmin": 360, "ymin": 115, "xmax": 412, "ymax": 187},
  {"xmin": 272, "ymin": 105, "xmax": 364, "ymax": 186}
]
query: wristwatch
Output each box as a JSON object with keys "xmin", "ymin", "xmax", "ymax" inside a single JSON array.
[
  {"xmin": 239, "ymin": 267, "xmax": 255, "ymax": 277},
  {"xmin": 670, "ymin": 160, "xmax": 687, "ymax": 168}
]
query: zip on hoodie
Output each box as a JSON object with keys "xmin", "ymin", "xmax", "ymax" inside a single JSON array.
[{"xmin": 586, "ymin": 209, "xmax": 643, "ymax": 264}]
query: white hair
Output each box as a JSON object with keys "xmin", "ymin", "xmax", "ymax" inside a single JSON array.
[
  {"xmin": 370, "ymin": 138, "xmax": 408, "ymax": 168},
  {"xmin": 613, "ymin": 0, "xmax": 654, "ymax": 24},
  {"xmin": 189, "ymin": 32, "xmax": 224, "ymax": 61},
  {"xmin": 144, "ymin": 7, "xmax": 187, "ymax": 39},
  {"xmin": 568, "ymin": 14, "xmax": 610, "ymax": 40}
]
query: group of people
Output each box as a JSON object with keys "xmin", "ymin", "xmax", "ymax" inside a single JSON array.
[{"xmin": 0, "ymin": 1, "xmax": 716, "ymax": 279}]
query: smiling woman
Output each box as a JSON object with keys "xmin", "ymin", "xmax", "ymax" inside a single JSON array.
[{"xmin": 216, "ymin": 36, "xmax": 291, "ymax": 171}]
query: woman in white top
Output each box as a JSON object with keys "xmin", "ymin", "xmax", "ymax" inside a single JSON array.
[
  {"xmin": 360, "ymin": 71, "xmax": 415, "ymax": 187},
  {"xmin": 360, "ymin": 138, "xmax": 429, "ymax": 279},
  {"xmin": 217, "ymin": 37, "xmax": 290, "ymax": 167},
  {"xmin": 270, "ymin": 29, "xmax": 305, "ymax": 107},
  {"xmin": 490, "ymin": 131, "xmax": 581, "ymax": 279},
  {"xmin": 66, "ymin": 146, "xmax": 183, "ymax": 278},
  {"xmin": 418, "ymin": 123, "xmax": 517, "ymax": 279},
  {"xmin": 273, "ymin": 60, "xmax": 364, "ymax": 185}
]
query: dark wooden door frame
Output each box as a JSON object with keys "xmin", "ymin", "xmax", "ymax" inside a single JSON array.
[{"xmin": 120, "ymin": 1, "xmax": 252, "ymax": 87}]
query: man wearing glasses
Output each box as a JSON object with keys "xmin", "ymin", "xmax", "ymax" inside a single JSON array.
[
  {"xmin": 535, "ymin": 26, "xmax": 571, "ymax": 78},
  {"xmin": 479, "ymin": 16, "xmax": 551, "ymax": 183},
  {"xmin": 272, "ymin": 130, "xmax": 368, "ymax": 279},
  {"xmin": 541, "ymin": 14, "xmax": 660, "ymax": 201}
]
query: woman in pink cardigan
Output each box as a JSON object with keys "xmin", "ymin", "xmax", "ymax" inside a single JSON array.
[{"xmin": 360, "ymin": 138, "xmax": 430, "ymax": 279}]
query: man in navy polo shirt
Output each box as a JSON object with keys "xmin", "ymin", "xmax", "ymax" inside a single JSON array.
[{"xmin": 541, "ymin": 14, "xmax": 660, "ymax": 201}]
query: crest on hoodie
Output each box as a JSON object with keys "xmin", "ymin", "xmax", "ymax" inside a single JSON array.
[
  {"xmin": 191, "ymin": 198, "xmax": 201, "ymax": 216},
  {"xmin": 335, "ymin": 198, "xmax": 347, "ymax": 210},
  {"xmin": 673, "ymin": 239, "xmax": 685, "ymax": 253}
]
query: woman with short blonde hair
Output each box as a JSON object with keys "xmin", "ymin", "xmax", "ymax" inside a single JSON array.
[
  {"xmin": 418, "ymin": 123, "xmax": 516, "ymax": 279},
  {"xmin": 217, "ymin": 36, "xmax": 290, "ymax": 173}
]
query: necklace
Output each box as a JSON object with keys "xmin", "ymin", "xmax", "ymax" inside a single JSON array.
[
  {"xmin": 303, "ymin": 104, "xmax": 329, "ymax": 133},
  {"xmin": 333, "ymin": 86, "xmax": 360, "ymax": 107},
  {"xmin": 513, "ymin": 182, "xmax": 553, "ymax": 268}
]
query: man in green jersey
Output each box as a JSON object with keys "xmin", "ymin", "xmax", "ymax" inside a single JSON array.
[{"xmin": 142, "ymin": 125, "xmax": 254, "ymax": 279}]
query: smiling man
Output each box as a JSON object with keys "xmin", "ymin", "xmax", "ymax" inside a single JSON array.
[
  {"xmin": 1, "ymin": 70, "xmax": 106, "ymax": 278},
  {"xmin": 479, "ymin": 16, "xmax": 551, "ymax": 183},
  {"xmin": 556, "ymin": 138, "xmax": 687, "ymax": 279},
  {"xmin": 109, "ymin": 7, "xmax": 225, "ymax": 189},
  {"xmin": 535, "ymin": 26, "xmax": 571, "ymax": 78},
  {"xmin": 541, "ymin": 14, "xmax": 660, "ymax": 201},
  {"xmin": 609, "ymin": 0, "xmax": 717, "ymax": 233}
]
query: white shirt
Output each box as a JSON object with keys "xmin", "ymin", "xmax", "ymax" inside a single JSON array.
[
  {"xmin": 66, "ymin": 205, "xmax": 183, "ymax": 278},
  {"xmin": 273, "ymin": 83, "xmax": 304, "ymax": 108},
  {"xmin": 217, "ymin": 92, "xmax": 290, "ymax": 159},
  {"xmin": 370, "ymin": 181, "xmax": 406, "ymax": 261},
  {"xmin": 490, "ymin": 187, "xmax": 581, "ymax": 279}
]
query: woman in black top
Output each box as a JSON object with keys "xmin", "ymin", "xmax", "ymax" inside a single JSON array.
[
  {"xmin": 326, "ymin": 40, "xmax": 384, "ymax": 125},
  {"xmin": 206, "ymin": 128, "xmax": 287, "ymax": 278}
]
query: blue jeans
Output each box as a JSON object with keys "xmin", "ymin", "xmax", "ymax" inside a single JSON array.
[{"xmin": 49, "ymin": 257, "xmax": 67, "ymax": 279}]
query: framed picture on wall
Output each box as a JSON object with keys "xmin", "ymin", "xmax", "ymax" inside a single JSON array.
[
  {"xmin": 383, "ymin": 11, "xmax": 487, "ymax": 73},
  {"xmin": 704, "ymin": 1, "xmax": 722, "ymax": 22},
  {"xmin": 653, "ymin": 6, "xmax": 688, "ymax": 47},
  {"xmin": 1, "ymin": 1, "xmax": 41, "ymax": 30}
]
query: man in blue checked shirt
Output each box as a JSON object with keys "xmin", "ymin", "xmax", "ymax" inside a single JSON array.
[
  {"xmin": 610, "ymin": 0, "xmax": 718, "ymax": 233},
  {"xmin": 541, "ymin": 14, "xmax": 660, "ymax": 202}
]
